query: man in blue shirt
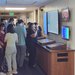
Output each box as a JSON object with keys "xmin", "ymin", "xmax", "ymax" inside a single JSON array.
[{"xmin": 15, "ymin": 19, "xmax": 27, "ymax": 68}]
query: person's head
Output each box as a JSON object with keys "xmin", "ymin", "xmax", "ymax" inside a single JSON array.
[
  {"xmin": 34, "ymin": 22, "xmax": 38, "ymax": 30},
  {"xmin": 7, "ymin": 24, "xmax": 15, "ymax": 33},
  {"xmin": 28, "ymin": 23, "xmax": 33, "ymax": 29},
  {"xmin": 27, "ymin": 22, "xmax": 31, "ymax": 25},
  {"xmin": 38, "ymin": 26, "xmax": 42, "ymax": 31},
  {"xmin": 0, "ymin": 23, "xmax": 4, "ymax": 31},
  {"xmin": 32, "ymin": 23, "xmax": 36, "ymax": 30},
  {"xmin": 34, "ymin": 22, "xmax": 38, "ymax": 26},
  {"xmin": 27, "ymin": 22, "xmax": 31, "ymax": 28},
  {"xmin": 17, "ymin": 19, "xmax": 23, "ymax": 24},
  {"xmin": 28, "ymin": 23, "xmax": 37, "ymax": 32},
  {"xmin": 17, "ymin": 19, "xmax": 24, "ymax": 26},
  {"xmin": 8, "ymin": 18, "xmax": 14, "ymax": 24}
]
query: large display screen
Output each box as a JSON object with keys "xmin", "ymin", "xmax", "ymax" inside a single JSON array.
[
  {"xmin": 48, "ymin": 10, "xmax": 59, "ymax": 34},
  {"xmin": 61, "ymin": 26, "xmax": 70, "ymax": 40}
]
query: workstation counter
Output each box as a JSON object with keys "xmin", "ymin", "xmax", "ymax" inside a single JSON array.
[{"xmin": 35, "ymin": 38, "xmax": 74, "ymax": 75}]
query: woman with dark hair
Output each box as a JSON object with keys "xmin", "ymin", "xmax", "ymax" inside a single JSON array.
[
  {"xmin": 7, "ymin": 24, "xmax": 15, "ymax": 33},
  {"xmin": 4, "ymin": 18, "xmax": 14, "ymax": 33},
  {"xmin": 34, "ymin": 22, "xmax": 42, "ymax": 37},
  {"xmin": 4, "ymin": 24, "xmax": 18, "ymax": 75},
  {"xmin": 27, "ymin": 23, "xmax": 37, "ymax": 67},
  {"xmin": 8, "ymin": 18, "xmax": 14, "ymax": 24},
  {"xmin": 25, "ymin": 22, "xmax": 31, "ymax": 56}
]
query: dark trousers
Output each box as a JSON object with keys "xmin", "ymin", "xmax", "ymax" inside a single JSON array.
[
  {"xmin": 29, "ymin": 42, "xmax": 36, "ymax": 66},
  {"xmin": 0, "ymin": 48, "xmax": 4, "ymax": 71},
  {"xmin": 26, "ymin": 38, "xmax": 30, "ymax": 55},
  {"xmin": 16, "ymin": 45, "xmax": 26, "ymax": 67}
]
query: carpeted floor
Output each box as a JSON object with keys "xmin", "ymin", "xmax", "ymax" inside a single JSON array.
[{"xmin": 17, "ymin": 58, "xmax": 45, "ymax": 75}]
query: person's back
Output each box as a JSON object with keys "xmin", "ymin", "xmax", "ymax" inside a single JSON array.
[
  {"xmin": 5, "ymin": 33, "xmax": 18, "ymax": 50},
  {"xmin": 15, "ymin": 25, "xmax": 26, "ymax": 45},
  {"xmin": 4, "ymin": 24, "xmax": 18, "ymax": 75}
]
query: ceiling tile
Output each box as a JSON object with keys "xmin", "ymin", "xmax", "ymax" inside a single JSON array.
[
  {"xmin": 6, "ymin": 0, "xmax": 51, "ymax": 5},
  {"xmin": 0, "ymin": 0, "xmax": 6, "ymax": 4},
  {"xmin": 7, "ymin": 0, "xmax": 38, "ymax": 5}
]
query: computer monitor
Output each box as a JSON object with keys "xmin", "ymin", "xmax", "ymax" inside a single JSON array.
[
  {"xmin": 61, "ymin": 26, "xmax": 70, "ymax": 40},
  {"xmin": 48, "ymin": 10, "xmax": 59, "ymax": 34}
]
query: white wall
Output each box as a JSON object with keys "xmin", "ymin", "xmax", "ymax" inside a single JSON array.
[
  {"xmin": 43, "ymin": 0, "xmax": 75, "ymax": 50},
  {"xmin": 18, "ymin": 13, "xmax": 27, "ymax": 23},
  {"xmin": 18, "ymin": 11, "xmax": 35, "ymax": 24},
  {"xmin": 26, "ymin": 12, "xmax": 34, "ymax": 23}
]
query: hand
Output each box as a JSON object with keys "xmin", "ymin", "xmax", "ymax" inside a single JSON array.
[
  {"xmin": 0, "ymin": 45, "xmax": 2, "ymax": 48},
  {"xmin": 0, "ymin": 41, "xmax": 4, "ymax": 46}
]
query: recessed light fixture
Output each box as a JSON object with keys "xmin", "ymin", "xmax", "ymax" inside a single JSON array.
[{"xmin": 5, "ymin": 7, "xmax": 26, "ymax": 10}]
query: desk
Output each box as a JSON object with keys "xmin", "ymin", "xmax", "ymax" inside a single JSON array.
[
  {"xmin": 36, "ymin": 40, "xmax": 74, "ymax": 75},
  {"xmin": 38, "ymin": 38, "xmax": 55, "ymax": 46}
]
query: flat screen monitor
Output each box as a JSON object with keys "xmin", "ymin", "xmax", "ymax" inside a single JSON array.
[
  {"xmin": 61, "ymin": 26, "xmax": 70, "ymax": 40},
  {"xmin": 48, "ymin": 10, "xmax": 59, "ymax": 34}
]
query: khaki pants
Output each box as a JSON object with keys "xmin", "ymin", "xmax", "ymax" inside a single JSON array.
[{"xmin": 5, "ymin": 47, "xmax": 17, "ymax": 72}]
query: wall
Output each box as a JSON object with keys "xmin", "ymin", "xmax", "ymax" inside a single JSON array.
[
  {"xmin": 43, "ymin": 0, "xmax": 75, "ymax": 49},
  {"xmin": 18, "ymin": 13, "xmax": 27, "ymax": 23},
  {"xmin": 38, "ymin": 9, "xmax": 43, "ymax": 27},
  {"xmin": 18, "ymin": 11, "xmax": 35, "ymax": 24},
  {"xmin": 26, "ymin": 12, "xmax": 35, "ymax": 23},
  {"xmin": 43, "ymin": 0, "xmax": 75, "ymax": 75}
]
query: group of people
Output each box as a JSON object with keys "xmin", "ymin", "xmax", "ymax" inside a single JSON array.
[{"xmin": 0, "ymin": 18, "xmax": 42, "ymax": 75}]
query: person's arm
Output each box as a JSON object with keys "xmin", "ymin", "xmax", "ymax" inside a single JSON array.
[
  {"xmin": 0, "ymin": 41, "xmax": 4, "ymax": 47},
  {"xmin": 31, "ymin": 34, "xmax": 36, "ymax": 38},
  {"xmin": 4, "ymin": 34, "xmax": 8, "ymax": 43},
  {"xmin": 23, "ymin": 25, "xmax": 27, "ymax": 38},
  {"xmin": 15, "ymin": 33, "xmax": 18, "ymax": 43},
  {"xmin": 30, "ymin": 30, "xmax": 37, "ymax": 38}
]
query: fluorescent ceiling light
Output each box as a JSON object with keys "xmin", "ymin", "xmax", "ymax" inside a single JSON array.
[{"xmin": 5, "ymin": 7, "xmax": 26, "ymax": 10}]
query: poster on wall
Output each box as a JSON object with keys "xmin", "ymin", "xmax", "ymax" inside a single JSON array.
[{"xmin": 61, "ymin": 8, "xmax": 70, "ymax": 22}]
